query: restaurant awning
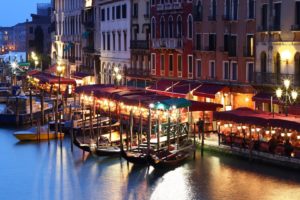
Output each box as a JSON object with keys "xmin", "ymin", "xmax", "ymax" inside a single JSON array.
[
  {"xmin": 214, "ymin": 107, "xmax": 300, "ymax": 131},
  {"xmin": 163, "ymin": 81, "xmax": 202, "ymax": 98},
  {"xmin": 252, "ymin": 92, "xmax": 280, "ymax": 104},
  {"xmin": 75, "ymin": 84, "xmax": 114, "ymax": 94},
  {"xmin": 31, "ymin": 72, "xmax": 76, "ymax": 85},
  {"xmin": 147, "ymin": 79, "xmax": 179, "ymax": 92},
  {"xmin": 190, "ymin": 101, "xmax": 223, "ymax": 112},
  {"xmin": 71, "ymin": 72, "xmax": 93, "ymax": 79},
  {"xmin": 154, "ymin": 98, "xmax": 191, "ymax": 110},
  {"xmin": 27, "ymin": 70, "xmax": 41, "ymax": 76},
  {"xmin": 193, "ymin": 83, "xmax": 228, "ymax": 98}
]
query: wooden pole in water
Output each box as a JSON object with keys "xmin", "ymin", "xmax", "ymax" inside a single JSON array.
[
  {"xmin": 47, "ymin": 116, "xmax": 50, "ymax": 145},
  {"xmin": 167, "ymin": 111, "xmax": 171, "ymax": 150},
  {"xmin": 120, "ymin": 113, "xmax": 123, "ymax": 150},
  {"xmin": 16, "ymin": 96, "xmax": 19, "ymax": 127},
  {"xmin": 193, "ymin": 123, "xmax": 196, "ymax": 160},
  {"xmin": 129, "ymin": 109, "xmax": 133, "ymax": 150},
  {"xmin": 71, "ymin": 119, "xmax": 74, "ymax": 152},
  {"xmin": 96, "ymin": 111, "xmax": 99, "ymax": 148},
  {"xmin": 109, "ymin": 100, "xmax": 112, "ymax": 145},
  {"xmin": 55, "ymin": 99, "xmax": 58, "ymax": 139},
  {"xmin": 40, "ymin": 89, "xmax": 45, "ymax": 125},
  {"xmin": 147, "ymin": 106, "xmax": 151, "ymax": 156},
  {"xmin": 156, "ymin": 117, "xmax": 160, "ymax": 151},
  {"xmin": 138, "ymin": 111, "xmax": 142, "ymax": 151},
  {"xmin": 200, "ymin": 120, "xmax": 204, "ymax": 157},
  {"xmin": 29, "ymin": 88, "xmax": 33, "ymax": 126}
]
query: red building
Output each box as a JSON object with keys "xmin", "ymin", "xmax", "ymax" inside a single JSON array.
[{"xmin": 150, "ymin": 0, "xmax": 193, "ymax": 79}]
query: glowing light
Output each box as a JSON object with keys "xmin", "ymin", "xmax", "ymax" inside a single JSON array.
[
  {"xmin": 256, "ymin": 128, "xmax": 261, "ymax": 132},
  {"xmin": 237, "ymin": 126, "xmax": 242, "ymax": 130},
  {"xmin": 271, "ymin": 130, "xmax": 276, "ymax": 134},
  {"xmin": 265, "ymin": 130, "xmax": 270, "ymax": 135},
  {"xmin": 291, "ymin": 90, "xmax": 298, "ymax": 100},
  {"xmin": 281, "ymin": 50, "xmax": 291, "ymax": 63},
  {"xmin": 283, "ymin": 79, "xmax": 291, "ymax": 90},
  {"xmin": 276, "ymin": 88, "xmax": 283, "ymax": 98},
  {"xmin": 281, "ymin": 133, "xmax": 285, "ymax": 137},
  {"xmin": 287, "ymin": 132, "xmax": 292, "ymax": 137},
  {"xmin": 242, "ymin": 126, "xmax": 247, "ymax": 130}
]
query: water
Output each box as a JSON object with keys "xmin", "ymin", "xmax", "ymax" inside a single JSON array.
[{"xmin": 1, "ymin": 128, "xmax": 300, "ymax": 200}]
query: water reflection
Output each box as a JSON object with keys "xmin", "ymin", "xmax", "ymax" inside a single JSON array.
[{"xmin": 1, "ymin": 128, "xmax": 300, "ymax": 200}]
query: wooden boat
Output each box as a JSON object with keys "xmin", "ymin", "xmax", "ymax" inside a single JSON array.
[
  {"xmin": 92, "ymin": 145, "xmax": 121, "ymax": 156},
  {"xmin": 148, "ymin": 142, "xmax": 194, "ymax": 169},
  {"xmin": 121, "ymin": 148, "xmax": 150, "ymax": 165},
  {"xmin": 73, "ymin": 136, "xmax": 91, "ymax": 152},
  {"xmin": 13, "ymin": 125, "xmax": 64, "ymax": 141}
]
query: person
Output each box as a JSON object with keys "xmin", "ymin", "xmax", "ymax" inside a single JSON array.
[
  {"xmin": 268, "ymin": 136, "xmax": 277, "ymax": 154},
  {"xmin": 284, "ymin": 139, "xmax": 294, "ymax": 157}
]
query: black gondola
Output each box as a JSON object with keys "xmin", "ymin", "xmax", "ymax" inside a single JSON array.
[{"xmin": 121, "ymin": 149, "xmax": 149, "ymax": 165}]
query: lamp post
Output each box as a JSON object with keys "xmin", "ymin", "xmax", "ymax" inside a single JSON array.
[
  {"xmin": 275, "ymin": 79, "xmax": 298, "ymax": 116},
  {"xmin": 56, "ymin": 65, "xmax": 64, "ymax": 96},
  {"xmin": 113, "ymin": 66, "xmax": 122, "ymax": 88}
]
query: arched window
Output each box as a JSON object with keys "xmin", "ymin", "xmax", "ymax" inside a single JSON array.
[
  {"xmin": 177, "ymin": 15, "xmax": 182, "ymax": 38},
  {"xmin": 210, "ymin": 0, "xmax": 217, "ymax": 20},
  {"xmin": 151, "ymin": 17, "xmax": 156, "ymax": 38},
  {"xmin": 196, "ymin": 0, "xmax": 203, "ymax": 20},
  {"xmin": 168, "ymin": 16, "xmax": 173, "ymax": 38},
  {"xmin": 187, "ymin": 14, "xmax": 193, "ymax": 39},
  {"xmin": 160, "ymin": 17, "xmax": 165, "ymax": 38}
]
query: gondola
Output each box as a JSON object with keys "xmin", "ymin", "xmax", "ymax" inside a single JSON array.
[
  {"xmin": 121, "ymin": 148, "xmax": 150, "ymax": 165},
  {"xmin": 90, "ymin": 135, "xmax": 121, "ymax": 156},
  {"xmin": 148, "ymin": 141, "xmax": 194, "ymax": 169},
  {"xmin": 73, "ymin": 135, "xmax": 91, "ymax": 152}
]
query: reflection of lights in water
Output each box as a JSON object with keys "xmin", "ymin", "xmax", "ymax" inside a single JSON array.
[{"xmin": 150, "ymin": 168, "xmax": 190, "ymax": 200}]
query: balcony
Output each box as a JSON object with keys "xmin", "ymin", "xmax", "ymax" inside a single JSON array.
[
  {"xmin": 152, "ymin": 38, "xmax": 183, "ymax": 49},
  {"xmin": 222, "ymin": 14, "xmax": 231, "ymax": 21},
  {"xmin": 130, "ymin": 40, "xmax": 149, "ymax": 50},
  {"xmin": 83, "ymin": 46, "xmax": 95, "ymax": 54},
  {"xmin": 257, "ymin": 25, "xmax": 268, "ymax": 32},
  {"xmin": 83, "ymin": 21, "xmax": 94, "ymax": 30},
  {"xmin": 156, "ymin": 3, "xmax": 182, "ymax": 11},
  {"xmin": 125, "ymin": 68, "xmax": 150, "ymax": 77},
  {"xmin": 253, "ymin": 72, "xmax": 296, "ymax": 86},
  {"xmin": 243, "ymin": 46, "xmax": 254, "ymax": 57},
  {"xmin": 291, "ymin": 24, "xmax": 300, "ymax": 31}
]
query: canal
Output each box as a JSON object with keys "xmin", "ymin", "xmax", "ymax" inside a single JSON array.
[{"xmin": 1, "ymin": 128, "xmax": 300, "ymax": 200}]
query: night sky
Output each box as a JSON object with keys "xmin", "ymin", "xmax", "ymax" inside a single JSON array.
[{"xmin": 0, "ymin": 0, "xmax": 50, "ymax": 27}]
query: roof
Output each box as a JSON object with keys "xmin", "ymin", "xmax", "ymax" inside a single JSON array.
[
  {"xmin": 154, "ymin": 98, "xmax": 191, "ymax": 110},
  {"xmin": 193, "ymin": 83, "xmax": 228, "ymax": 98},
  {"xmin": 252, "ymin": 92, "xmax": 280, "ymax": 104}
]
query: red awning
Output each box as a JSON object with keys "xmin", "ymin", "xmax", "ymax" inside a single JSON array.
[
  {"xmin": 27, "ymin": 70, "xmax": 41, "ymax": 76},
  {"xmin": 45, "ymin": 64, "xmax": 57, "ymax": 74},
  {"xmin": 214, "ymin": 107, "xmax": 300, "ymax": 131},
  {"xmin": 252, "ymin": 92, "xmax": 280, "ymax": 104},
  {"xmin": 147, "ymin": 79, "xmax": 179, "ymax": 92},
  {"xmin": 190, "ymin": 101, "xmax": 223, "ymax": 111},
  {"xmin": 164, "ymin": 82, "xmax": 202, "ymax": 97},
  {"xmin": 71, "ymin": 72, "xmax": 92, "ymax": 79},
  {"xmin": 31, "ymin": 72, "xmax": 76, "ymax": 85},
  {"xmin": 193, "ymin": 83, "xmax": 228, "ymax": 98}
]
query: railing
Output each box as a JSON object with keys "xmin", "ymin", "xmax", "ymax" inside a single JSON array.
[
  {"xmin": 291, "ymin": 24, "xmax": 300, "ymax": 31},
  {"xmin": 152, "ymin": 38, "xmax": 183, "ymax": 49},
  {"xmin": 130, "ymin": 40, "xmax": 149, "ymax": 49},
  {"xmin": 83, "ymin": 46, "xmax": 95, "ymax": 53},
  {"xmin": 125, "ymin": 68, "xmax": 150, "ymax": 77},
  {"xmin": 253, "ymin": 72, "xmax": 296, "ymax": 86},
  {"xmin": 156, "ymin": 2, "xmax": 182, "ymax": 11}
]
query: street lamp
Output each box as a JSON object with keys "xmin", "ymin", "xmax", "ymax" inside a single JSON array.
[
  {"xmin": 113, "ymin": 66, "xmax": 122, "ymax": 88},
  {"xmin": 275, "ymin": 78, "xmax": 298, "ymax": 116},
  {"xmin": 56, "ymin": 65, "xmax": 64, "ymax": 95},
  {"xmin": 31, "ymin": 52, "xmax": 39, "ymax": 70}
]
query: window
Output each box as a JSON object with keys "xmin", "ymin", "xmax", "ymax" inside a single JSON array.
[
  {"xmin": 160, "ymin": 17, "xmax": 165, "ymax": 38},
  {"xmin": 232, "ymin": 0, "xmax": 238, "ymax": 20},
  {"xmin": 246, "ymin": 34, "xmax": 254, "ymax": 56},
  {"xmin": 188, "ymin": 15, "xmax": 193, "ymax": 39},
  {"xmin": 118, "ymin": 32, "xmax": 121, "ymax": 51},
  {"xmin": 261, "ymin": 4, "xmax": 268, "ymax": 30},
  {"xmin": 151, "ymin": 17, "xmax": 156, "ymax": 38},
  {"xmin": 229, "ymin": 35, "xmax": 237, "ymax": 57},
  {"xmin": 102, "ymin": 33, "xmax": 106, "ymax": 50},
  {"xmin": 151, "ymin": 53, "xmax": 156, "ymax": 70},
  {"xmin": 177, "ymin": 54, "xmax": 182, "ymax": 73},
  {"xmin": 177, "ymin": 16, "xmax": 182, "ymax": 37},
  {"xmin": 146, "ymin": 2, "xmax": 150, "ymax": 16},
  {"xmin": 116, "ymin": 6, "xmax": 121, "ymax": 19},
  {"xmin": 210, "ymin": 0, "xmax": 216, "ymax": 20},
  {"xmin": 274, "ymin": 3, "xmax": 281, "ymax": 30},
  {"xmin": 169, "ymin": 54, "xmax": 173, "ymax": 72},
  {"xmin": 209, "ymin": 61, "xmax": 215, "ymax": 78},
  {"xmin": 209, "ymin": 33, "xmax": 216, "ymax": 51},
  {"xmin": 101, "ymin": 9, "xmax": 105, "ymax": 21},
  {"xmin": 224, "ymin": 0, "xmax": 230, "ymax": 19},
  {"xmin": 196, "ymin": 34, "xmax": 201, "ymax": 50},
  {"xmin": 224, "ymin": 34, "xmax": 229, "ymax": 52},
  {"xmin": 122, "ymin": 4, "xmax": 127, "ymax": 18},
  {"xmin": 231, "ymin": 62, "xmax": 238, "ymax": 81},
  {"xmin": 107, "ymin": 32, "xmax": 110, "ymax": 50},
  {"xmin": 188, "ymin": 55, "xmax": 193, "ymax": 75},
  {"xmin": 124, "ymin": 31, "xmax": 127, "ymax": 51},
  {"xmin": 161, "ymin": 54, "xmax": 165, "ymax": 71},
  {"xmin": 296, "ymin": 2, "xmax": 300, "ymax": 26},
  {"xmin": 195, "ymin": 0, "xmax": 203, "ymax": 21},
  {"xmin": 248, "ymin": 0, "xmax": 255, "ymax": 19},
  {"xmin": 196, "ymin": 59, "xmax": 202, "ymax": 78},
  {"xmin": 133, "ymin": 3, "xmax": 138, "ymax": 18},
  {"xmin": 223, "ymin": 61, "xmax": 230, "ymax": 80},
  {"xmin": 168, "ymin": 16, "xmax": 173, "ymax": 38},
  {"xmin": 112, "ymin": 6, "xmax": 115, "ymax": 20},
  {"xmin": 247, "ymin": 62, "xmax": 254, "ymax": 82},
  {"xmin": 107, "ymin": 7, "xmax": 110, "ymax": 20},
  {"xmin": 113, "ymin": 32, "xmax": 115, "ymax": 51},
  {"xmin": 29, "ymin": 27, "xmax": 33, "ymax": 34}
]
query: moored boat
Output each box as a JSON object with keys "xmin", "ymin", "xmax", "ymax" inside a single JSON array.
[{"xmin": 13, "ymin": 125, "xmax": 64, "ymax": 141}]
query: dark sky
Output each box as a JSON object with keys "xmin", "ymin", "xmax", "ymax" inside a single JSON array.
[{"xmin": 0, "ymin": 0, "xmax": 50, "ymax": 27}]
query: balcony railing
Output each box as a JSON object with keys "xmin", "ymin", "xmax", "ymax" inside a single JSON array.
[
  {"xmin": 83, "ymin": 46, "xmax": 95, "ymax": 54},
  {"xmin": 291, "ymin": 24, "xmax": 300, "ymax": 31},
  {"xmin": 252, "ymin": 72, "xmax": 296, "ymax": 86},
  {"xmin": 152, "ymin": 38, "xmax": 183, "ymax": 49},
  {"xmin": 130, "ymin": 40, "xmax": 149, "ymax": 49},
  {"xmin": 156, "ymin": 3, "xmax": 182, "ymax": 11},
  {"xmin": 125, "ymin": 68, "xmax": 150, "ymax": 77}
]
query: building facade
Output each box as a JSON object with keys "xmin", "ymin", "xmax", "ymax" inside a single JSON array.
[
  {"xmin": 255, "ymin": 0, "xmax": 300, "ymax": 87},
  {"xmin": 127, "ymin": 0, "xmax": 151, "ymax": 80},
  {"xmin": 51, "ymin": 0, "xmax": 83, "ymax": 77},
  {"xmin": 150, "ymin": 0, "xmax": 193, "ymax": 79},
  {"xmin": 0, "ymin": 27, "xmax": 15, "ymax": 54},
  {"xmin": 98, "ymin": 0, "xmax": 131, "ymax": 84}
]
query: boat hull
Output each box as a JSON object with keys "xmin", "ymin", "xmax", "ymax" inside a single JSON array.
[
  {"xmin": 121, "ymin": 149, "xmax": 149, "ymax": 165},
  {"xmin": 14, "ymin": 132, "xmax": 64, "ymax": 141},
  {"xmin": 93, "ymin": 147, "xmax": 121, "ymax": 156}
]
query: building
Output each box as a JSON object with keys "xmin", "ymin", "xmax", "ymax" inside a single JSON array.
[
  {"xmin": 150, "ymin": 0, "xmax": 193, "ymax": 79},
  {"xmin": 97, "ymin": 0, "xmax": 131, "ymax": 84},
  {"xmin": 37, "ymin": 3, "xmax": 52, "ymax": 16},
  {"xmin": 127, "ymin": 0, "xmax": 151, "ymax": 82},
  {"xmin": 51, "ymin": 0, "xmax": 83, "ymax": 77},
  {"xmin": 12, "ymin": 22, "xmax": 28, "ymax": 53},
  {"xmin": 0, "ymin": 27, "xmax": 15, "ymax": 54}
]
